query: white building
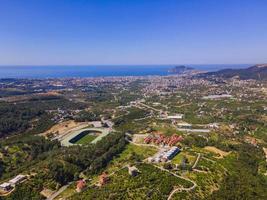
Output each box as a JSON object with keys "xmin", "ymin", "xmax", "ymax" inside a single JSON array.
[
  {"xmin": 202, "ymin": 94, "xmax": 233, "ymax": 100},
  {"xmin": 9, "ymin": 175, "xmax": 26, "ymax": 185},
  {"xmin": 177, "ymin": 122, "xmax": 192, "ymax": 128},
  {"xmin": 167, "ymin": 114, "xmax": 184, "ymax": 119},
  {"xmin": 162, "ymin": 147, "xmax": 180, "ymax": 160},
  {"xmin": 0, "ymin": 182, "xmax": 13, "ymax": 192}
]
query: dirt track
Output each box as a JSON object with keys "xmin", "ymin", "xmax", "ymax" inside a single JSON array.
[{"xmin": 40, "ymin": 120, "xmax": 89, "ymax": 137}]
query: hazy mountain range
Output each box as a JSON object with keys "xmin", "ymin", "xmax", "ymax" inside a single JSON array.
[{"xmin": 201, "ymin": 64, "xmax": 267, "ymax": 80}]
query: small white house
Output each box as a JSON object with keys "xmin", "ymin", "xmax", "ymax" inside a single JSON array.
[
  {"xmin": 208, "ymin": 123, "xmax": 219, "ymax": 129},
  {"xmin": 166, "ymin": 114, "xmax": 184, "ymax": 120},
  {"xmin": 0, "ymin": 182, "xmax": 13, "ymax": 192},
  {"xmin": 128, "ymin": 166, "xmax": 140, "ymax": 176}
]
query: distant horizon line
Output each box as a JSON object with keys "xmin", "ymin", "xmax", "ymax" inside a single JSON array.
[{"xmin": 0, "ymin": 63, "xmax": 257, "ymax": 67}]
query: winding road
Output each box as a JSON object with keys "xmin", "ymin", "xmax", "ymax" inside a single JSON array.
[
  {"xmin": 126, "ymin": 136, "xmax": 197, "ymax": 200},
  {"xmin": 192, "ymin": 153, "xmax": 201, "ymax": 169},
  {"xmin": 152, "ymin": 165, "xmax": 197, "ymax": 200}
]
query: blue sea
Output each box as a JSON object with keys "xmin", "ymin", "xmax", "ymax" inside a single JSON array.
[{"xmin": 0, "ymin": 64, "xmax": 251, "ymax": 79}]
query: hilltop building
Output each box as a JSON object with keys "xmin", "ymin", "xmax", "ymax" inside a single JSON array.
[
  {"xmin": 9, "ymin": 175, "xmax": 26, "ymax": 185},
  {"xmin": 166, "ymin": 114, "xmax": 184, "ymax": 119},
  {"xmin": 99, "ymin": 172, "xmax": 109, "ymax": 186},
  {"xmin": 0, "ymin": 182, "xmax": 13, "ymax": 193},
  {"xmin": 128, "ymin": 166, "xmax": 140, "ymax": 177},
  {"xmin": 76, "ymin": 180, "xmax": 86, "ymax": 192},
  {"xmin": 148, "ymin": 146, "xmax": 181, "ymax": 163}
]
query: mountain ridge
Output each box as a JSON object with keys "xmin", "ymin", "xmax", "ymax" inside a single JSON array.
[{"xmin": 202, "ymin": 64, "xmax": 267, "ymax": 80}]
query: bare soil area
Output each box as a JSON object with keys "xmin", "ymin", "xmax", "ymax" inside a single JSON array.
[
  {"xmin": 40, "ymin": 120, "xmax": 88, "ymax": 137},
  {"xmin": 204, "ymin": 146, "xmax": 230, "ymax": 159}
]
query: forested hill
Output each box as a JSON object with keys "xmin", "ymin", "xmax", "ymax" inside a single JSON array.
[{"xmin": 201, "ymin": 64, "xmax": 267, "ymax": 80}]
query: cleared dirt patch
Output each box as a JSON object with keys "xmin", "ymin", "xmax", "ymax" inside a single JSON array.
[
  {"xmin": 132, "ymin": 134, "xmax": 148, "ymax": 143},
  {"xmin": 40, "ymin": 120, "xmax": 88, "ymax": 137},
  {"xmin": 261, "ymin": 115, "xmax": 267, "ymax": 122},
  {"xmin": 204, "ymin": 146, "xmax": 230, "ymax": 159}
]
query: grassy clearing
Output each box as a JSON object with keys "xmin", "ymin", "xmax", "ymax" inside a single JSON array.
[
  {"xmin": 204, "ymin": 146, "xmax": 230, "ymax": 159},
  {"xmin": 106, "ymin": 144, "xmax": 158, "ymax": 172},
  {"xmin": 75, "ymin": 134, "xmax": 97, "ymax": 144},
  {"xmin": 172, "ymin": 152, "xmax": 196, "ymax": 166}
]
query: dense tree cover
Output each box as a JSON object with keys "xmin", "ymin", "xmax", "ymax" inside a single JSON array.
[
  {"xmin": 0, "ymin": 102, "xmax": 44, "ymax": 137},
  {"xmin": 27, "ymin": 132, "xmax": 126, "ymax": 191},
  {"xmin": 0, "ymin": 136, "xmax": 60, "ymax": 179},
  {"xmin": 61, "ymin": 131, "xmax": 127, "ymax": 176},
  {"xmin": 113, "ymin": 108, "xmax": 150, "ymax": 133},
  {"xmin": 0, "ymin": 132, "xmax": 127, "ymax": 199},
  {"xmin": 182, "ymin": 133, "xmax": 237, "ymax": 152},
  {"xmin": 35, "ymin": 132, "xmax": 126, "ymax": 187},
  {"xmin": 40, "ymin": 160, "xmax": 81, "ymax": 188},
  {"xmin": 182, "ymin": 135, "xmax": 208, "ymax": 148},
  {"xmin": 0, "ymin": 98, "xmax": 86, "ymax": 137},
  {"xmin": 28, "ymin": 115, "xmax": 55, "ymax": 135},
  {"xmin": 85, "ymin": 89, "xmax": 115, "ymax": 102},
  {"xmin": 208, "ymin": 144, "xmax": 267, "ymax": 200},
  {"xmin": 0, "ymin": 183, "xmax": 44, "ymax": 200},
  {"xmin": 0, "ymin": 89, "xmax": 33, "ymax": 97}
]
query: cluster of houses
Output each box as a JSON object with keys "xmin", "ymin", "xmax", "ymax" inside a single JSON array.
[
  {"xmin": 144, "ymin": 133, "xmax": 183, "ymax": 146},
  {"xmin": 148, "ymin": 146, "xmax": 180, "ymax": 163},
  {"xmin": 99, "ymin": 172, "xmax": 109, "ymax": 187},
  {"xmin": 0, "ymin": 175, "xmax": 27, "ymax": 194},
  {"xmin": 76, "ymin": 172, "xmax": 109, "ymax": 193},
  {"xmin": 75, "ymin": 165, "xmax": 140, "ymax": 193},
  {"xmin": 48, "ymin": 108, "xmax": 82, "ymax": 123}
]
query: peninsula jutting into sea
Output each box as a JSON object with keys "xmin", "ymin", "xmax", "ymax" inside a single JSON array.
[{"xmin": 0, "ymin": 64, "xmax": 251, "ymax": 78}]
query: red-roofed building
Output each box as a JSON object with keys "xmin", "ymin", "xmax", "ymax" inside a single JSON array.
[
  {"xmin": 76, "ymin": 180, "xmax": 86, "ymax": 192},
  {"xmin": 99, "ymin": 172, "xmax": 109, "ymax": 186}
]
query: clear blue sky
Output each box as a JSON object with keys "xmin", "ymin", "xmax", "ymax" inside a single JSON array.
[{"xmin": 0, "ymin": 0, "xmax": 267, "ymax": 65}]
